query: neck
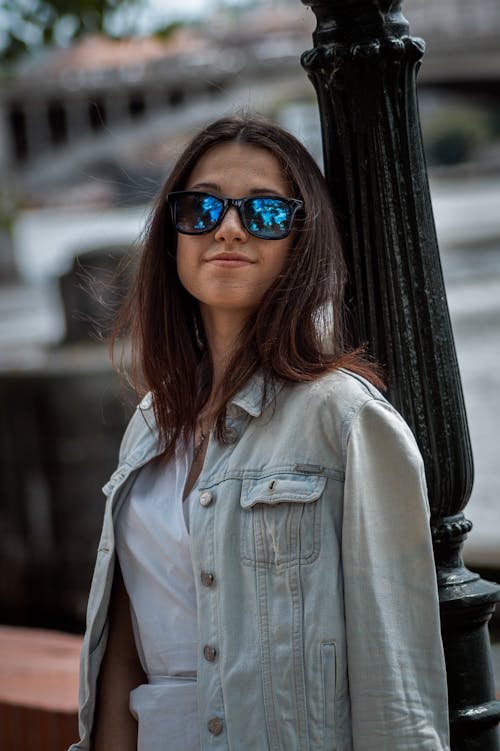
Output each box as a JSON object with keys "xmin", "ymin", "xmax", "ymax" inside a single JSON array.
[{"xmin": 200, "ymin": 306, "xmax": 247, "ymax": 406}]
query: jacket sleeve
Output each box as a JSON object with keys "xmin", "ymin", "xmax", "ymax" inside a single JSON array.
[{"xmin": 342, "ymin": 397, "xmax": 450, "ymax": 751}]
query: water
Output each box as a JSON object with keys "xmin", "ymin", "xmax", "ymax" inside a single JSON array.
[{"xmin": 429, "ymin": 175, "xmax": 500, "ymax": 567}]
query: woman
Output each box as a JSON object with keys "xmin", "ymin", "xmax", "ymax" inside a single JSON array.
[{"xmin": 70, "ymin": 115, "xmax": 450, "ymax": 751}]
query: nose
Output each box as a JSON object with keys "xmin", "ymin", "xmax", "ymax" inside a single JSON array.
[{"xmin": 213, "ymin": 206, "xmax": 248, "ymax": 243}]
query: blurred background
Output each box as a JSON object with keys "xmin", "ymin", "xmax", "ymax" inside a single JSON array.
[{"xmin": 0, "ymin": 0, "xmax": 499, "ymax": 636}]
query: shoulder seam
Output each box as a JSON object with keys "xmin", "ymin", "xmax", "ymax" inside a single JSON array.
[
  {"xmin": 340, "ymin": 389, "xmax": 391, "ymax": 462},
  {"xmin": 338, "ymin": 367, "xmax": 383, "ymax": 399}
]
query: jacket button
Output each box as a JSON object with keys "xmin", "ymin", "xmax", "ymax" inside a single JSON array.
[
  {"xmin": 203, "ymin": 645, "xmax": 217, "ymax": 662},
  {"xmin": 201, "ymin": 571, "xmax": 214, "ymax": 587},
  {"xmin": 207, "ymin": 717, "xmax": 223, "ymax": 736},
  {"xmin": 199, "ymin": 490, "xmax": 213, "ymax": 507}
]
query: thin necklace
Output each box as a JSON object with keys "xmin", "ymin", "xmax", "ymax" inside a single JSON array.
[
  {"xmin": 194, "ymin": 427, "xmax": 207, "ymax": 458},
  {"xmin": 194, "ymin": 412, "xmax": 211, "ymax": 459}
]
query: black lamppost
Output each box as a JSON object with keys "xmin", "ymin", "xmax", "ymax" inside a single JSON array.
[{"xmin": 299, "ymin": 1, "xmax": 500, "ymax": 748}]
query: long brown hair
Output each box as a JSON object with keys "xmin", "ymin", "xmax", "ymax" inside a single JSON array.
[{"xmin": 112, "ymin": 114, "xmax": 382, "ymax": 457}]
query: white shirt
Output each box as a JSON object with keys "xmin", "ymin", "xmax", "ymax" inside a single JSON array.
[{"xmin": 115, "ymin": 440, "xmax": 200, "ymax": 751}]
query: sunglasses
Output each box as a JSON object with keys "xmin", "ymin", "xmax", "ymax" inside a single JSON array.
[{"xmin": 166, "ymin": 191, "xmax": 303, "ymax": 240}]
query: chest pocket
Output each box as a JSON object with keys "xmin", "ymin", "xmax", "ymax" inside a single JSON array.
[{"xmin": 240, "ymin": 473, "xmax": 326, "ymax": 568}]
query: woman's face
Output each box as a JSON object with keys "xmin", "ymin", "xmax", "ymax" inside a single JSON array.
[{"xmin": 176, "ymin": 141, "xmax": 294, "ymax": 323}]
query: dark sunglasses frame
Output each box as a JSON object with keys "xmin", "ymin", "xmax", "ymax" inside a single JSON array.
[{"xmin": 166, "ymin": 190, "xmax": 303, "ymax": 240}]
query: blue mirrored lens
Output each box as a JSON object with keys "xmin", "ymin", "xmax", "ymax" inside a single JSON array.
[
  {"xmin": 194, "ymin": 195, "xmax": 223, "ymax": 231},
  {"xmin": 176, "ymin": 193, "xmax": 223, "ymax": 232},
  {"xmin": 245, "ymin": 198, "xmax": 290, "ymax": 238}
]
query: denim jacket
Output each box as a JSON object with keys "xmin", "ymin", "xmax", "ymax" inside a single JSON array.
[{"xmin": 70, "ymin": 369, "xmax": 450, "ymax": 751}]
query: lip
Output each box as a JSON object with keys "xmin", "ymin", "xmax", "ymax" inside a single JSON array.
[{"xmin": 205, "ymin": 253, "xmax": 255, "ymax": 268}]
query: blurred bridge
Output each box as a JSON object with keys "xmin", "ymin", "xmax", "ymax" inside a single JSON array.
[
  {"xmin": 410, "ymin": 0, "xmax": 500, "ymax": 91},
  {"xmin": 1, "ymin": 37, "xmax": 312, "ymax": 192},
  {"xmin": 0, "ymin": 0, "xmax": 499, "ymax": 192}
]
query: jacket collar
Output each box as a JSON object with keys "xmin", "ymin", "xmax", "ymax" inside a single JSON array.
[
  {"xmin": 229, "ymin": 371, "xmax": 281, "ymax": 418},
  {"xmin": 139, "ymin": 372, "xmax": 281, "ymax": 421}
]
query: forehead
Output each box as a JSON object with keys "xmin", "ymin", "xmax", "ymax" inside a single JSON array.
[{"xmin": 186, "ymin": 141, "xmax": 289, "ymax": 193}]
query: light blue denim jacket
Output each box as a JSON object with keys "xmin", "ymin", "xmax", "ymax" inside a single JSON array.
[{"xmin": 70, "ymin": 369, "xmax": 450, "ymax": 751}]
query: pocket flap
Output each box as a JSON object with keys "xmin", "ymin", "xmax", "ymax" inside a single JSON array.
[{"xmin": 241, "ymin": 473, "xmax": 326, "ymax": 509}]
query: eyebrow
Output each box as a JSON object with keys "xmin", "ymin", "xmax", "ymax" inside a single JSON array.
[{"xmin": 189, "ymin": 181, "xmax": 285, "ymax": 196}]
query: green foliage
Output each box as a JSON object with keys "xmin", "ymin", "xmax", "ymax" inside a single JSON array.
[
  {"xmin": 488, "ymin": 109, "xmax": 500, "ymax": 138},
  {"xmin": 0, "ymin": 0, "xmax": 137, "ymax": 67},
  {"xmin": 423, "ymin": 105, "xmax": 494, "ymax": 166},
  {"xmin": 153, "ymin": 21, "xmax": 184, "ymax": 41}
]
